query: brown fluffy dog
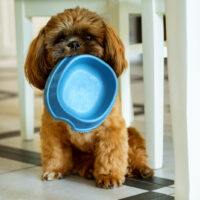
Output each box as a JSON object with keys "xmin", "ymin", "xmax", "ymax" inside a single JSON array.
[{"xmin": 25, "ymin": 7, "xmax": 153, "ymax": 188}]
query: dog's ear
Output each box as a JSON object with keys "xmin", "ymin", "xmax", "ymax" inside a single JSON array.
[
  {"xmin": 103, "ymin": 21, "xmax": 127, "ymax": 77},
  {"xmin": 24, "ymin": 28, "xmax": 50, "ymax": 89}
]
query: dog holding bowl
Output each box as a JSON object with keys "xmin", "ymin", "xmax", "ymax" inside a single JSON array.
[{"xmin": 24, "ymin": 7, "xmax": 153, "ymax": 188}]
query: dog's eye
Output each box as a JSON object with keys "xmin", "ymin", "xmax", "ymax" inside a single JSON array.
[
  {"xmin": 58, "ymin": 37, "xmax": 66, "ymax": 43},
  {"xmin": 59, "ymin": 38, "xmax": 65, "ymax": 42},
  {"xmin": 86, "ymin": 35, "xmax": 93, "ymax": 40},
  {"xmin": 55, "ymin": 35, "xmax": 66, "ymax": 43}
]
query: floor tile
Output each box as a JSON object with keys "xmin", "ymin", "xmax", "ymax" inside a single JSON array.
[
  {"xmin": 154, "ymin": 196, "xmax": 174, "ymax": 200},
  {"xmin": 0, "ymin": 157, "xmax": 34, "ymax": 175},
  {"xmin": 0, "ymin": 127, "xmax": 39, "ymax": 139},
  {"xmin": 0, "ymin": 166, "xmax": 146, "ymax": 200},
  {"xmin": 0, "ymin": 134, "xmax": 41, "ymax": 153},
  {"xmin": 124, "ymin": 178, "xmax": 163, "ymax": 190},
  {"xmin": 119, "ymin": 191, "xmax": 174, "ymax": 200},
  {"xmin": 154, "ymin": 168, "xmax": 174, "ymax": 180},
  {"xmin": 153, "ymin": 187, "xmax": 174, "ymax": 196},
  {"xmin": 0, "ymin": 144, "xmax": 41, "ymax": 165},
  {"xmin": 0, "ymin": 97, "xmax": 42, "ymax": 134},
  {"xmin": 137, "ymin": 176, "xmax": 174, "ymax": 187},
  {"xmin": 0, "ymin": 59, "xmax": 16, "ymax": 68}
]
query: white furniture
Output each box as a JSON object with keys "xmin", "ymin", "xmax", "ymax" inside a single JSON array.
[
  {"xmin": 144, "ymin": 0, "xmax": 200, "ymax": 199},
  {"xmin": 0, "ymin": 0, "xmax": 16, "ymax": 57},
  {"xmin": 165, "ymin": 0, "xmax": 200, "ymax": 199},
  {"xmin": 143, "ymin": 1, "xmax": 200, "ymax": 199},
  {"xmin": 141, "ymin": 0, "xmax": 165, "ymax": 169}
]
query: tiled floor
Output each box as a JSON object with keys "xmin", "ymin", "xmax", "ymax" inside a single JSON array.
[{"xmin": 0, "ymin": 58, "xmax": 174, "ymax": 200}]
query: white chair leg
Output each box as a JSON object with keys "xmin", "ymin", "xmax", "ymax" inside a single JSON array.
[
  {"xmin": 141, "ymin": 0, "xmax": 164, "ymax": 169},
  {"xmin": 166, "ymin": 0, "xmax": 200, "ymax": 199},
  {"xmin": 108, "ymin": 0, "xmax": 134, "ymax": 127},
  {"xmin": 15, "ymin": 0, "xmax": 34, "ymax": 140}
]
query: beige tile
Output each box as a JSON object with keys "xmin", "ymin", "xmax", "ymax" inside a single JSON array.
[
  {"xmin": 0, "ymin": 166, "xmax": 146, "ymax": 200},
  {"xmin": 0, "ymin": 79, "xmax": 18, "ymax": 93},
  {"xmin": 0, "ymin": 59, "xmax": 16, "ymax": 68},
  {"xmin": 154, "ymin": 168, "xmax": 174, "ymax": 180},
  {"xmin": 0, "ymin": 157, "xmax": 34, "ymax": 175},
  {"xmin": 0, "ymin": 134, "xmax": 41, "ymax": 153},
  {"xmin": 0, "ymin": 96, "xmax": 43, "ymax": 133},
  {"xmin": 153, "ymin": 187, "xmax": 174, "ymax": 195}
]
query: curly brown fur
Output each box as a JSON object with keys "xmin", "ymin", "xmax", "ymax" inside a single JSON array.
[{"xmin": 25, "ymin": 7, "xmax": 153, "ymax": 188}]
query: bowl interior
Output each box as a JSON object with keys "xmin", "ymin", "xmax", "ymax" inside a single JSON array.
[{"xmin": 57, "ymin": 57, "xmax": 116, "ymax": 121}]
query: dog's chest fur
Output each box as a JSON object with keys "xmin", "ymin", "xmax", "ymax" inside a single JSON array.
[
  {"xmin": 66, "ymin": 125, "xmax": 95, "ymax": 153},
  {"xmin": 42, "ymin": 105, "xmax": 102, "ymax": 153}
]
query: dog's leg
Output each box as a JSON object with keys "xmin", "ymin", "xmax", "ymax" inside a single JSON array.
[
  {"xmin": 127, "ymin": 127, "xmax": 154, "ymax": 178},
  {"xmin": 72, "ymin": 148, "xmax": 94, "ymax": 179},
  {"xmin": 40, "ymin": 113, "xmax": 73, "ymax": 181},
  {"xmin": 93, "ymin": 118, "xmax": 128, "ymax": 189}
]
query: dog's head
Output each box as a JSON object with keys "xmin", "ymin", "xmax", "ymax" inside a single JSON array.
[{"xmin": 25, "ymin": 7, "xmax": 127, "ymax": 89}]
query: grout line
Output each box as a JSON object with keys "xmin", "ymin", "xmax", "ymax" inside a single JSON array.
[
  {"xmin": 0, "ymin": 127, "xmax": 40, "ymax": 139},
  {"xmin": 119, "ymin": 191, "xmax": 174, "ymax": 200},
  {"xmin": 126, "ymin": 176, "xmax": 174, "ymax": 187},
  {"xmin": 133, "ymin": 103, "xmax": 144, "ymax": 108},
  {"xmin": 0, "ymin": 165, "xmax": 37, "ymax": 176},
  {"xmin": 134, "ymin": 111, "xmax": 144, "ymax": 116},
  {"xmin": 0, "ymin": 76, "xmax": 17, "ymax": 81},
  {"xmin": 0, "ymin": 90, "xmax": 17, "ymax": 95},
  {"xmin": 0, "ymin": 144, "xmax": 41, "ymax": 166}
]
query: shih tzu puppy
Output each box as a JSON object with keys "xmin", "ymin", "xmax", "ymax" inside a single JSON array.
[{"xmin": 25, "ymin": 7, "xmax": 153, "ymax": 188}]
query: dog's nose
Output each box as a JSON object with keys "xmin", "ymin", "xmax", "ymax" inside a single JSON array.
[{"xmin": 67, "ymin": 41, "xmax": 81, "ymax": 50}]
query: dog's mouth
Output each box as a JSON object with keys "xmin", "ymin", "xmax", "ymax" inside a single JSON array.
[
  {"xmin": 55, "ymin": 51, "xmax": 101, "ymax": 65},
  {"xmin": 54, "ymin": 51, "xmax": 84, "ymax": 65},
  {"xmin": 68, "ymin": 51, "xmax": 83, "ymax": 57}
]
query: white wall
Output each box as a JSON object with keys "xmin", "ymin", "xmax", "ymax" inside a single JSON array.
[
  {"xmin": 0, "ymin": 0, "xmax": 49, "ymax": 67},
  {"xmin": 0, "ymin": 0, "xmax": 16, "ymax": 57}
]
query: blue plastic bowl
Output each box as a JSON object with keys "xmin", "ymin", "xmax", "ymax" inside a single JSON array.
[{"xmin": 44, "ymin": 55, "xmax": 118, "ymax": 132}]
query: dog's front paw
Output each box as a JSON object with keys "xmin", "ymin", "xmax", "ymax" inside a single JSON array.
[
  {"xmin": 95, "ymin": 174, "xmax": 125, "ymax": 189},
  {"xmin": 41, "ymin": 172, "xmax": 63, "ymax": 181}
]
